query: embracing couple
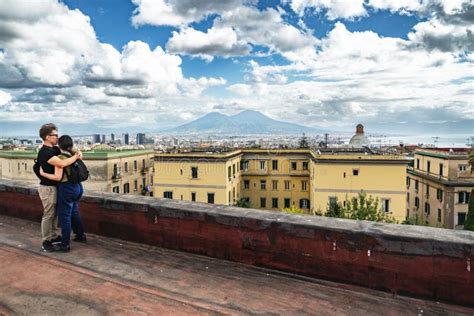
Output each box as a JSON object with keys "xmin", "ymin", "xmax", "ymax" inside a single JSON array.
[{"xmin": 36, "ymin": 123, "xmax": 87, "ymax": 252}]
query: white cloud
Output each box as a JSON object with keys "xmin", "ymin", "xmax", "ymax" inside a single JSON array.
[
  {"xmin": 290, "ymin": 0, "xmax": 367, "ymax": 20},
  {"xmin": 0, "ymin": 90, "xmax": 11, "ymax": 106},
  {"xmin": 131, "ymin": 0, "xmax": 244, "ymax": 27},
  {"xmin": 167, "ymin": 27, "xmax": 251, "ymax": 61}
]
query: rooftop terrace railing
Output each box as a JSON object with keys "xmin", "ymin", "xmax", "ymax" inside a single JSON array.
[{"xmin": 0, "ymin": 179, "xmax": 472, "ymax": 306}]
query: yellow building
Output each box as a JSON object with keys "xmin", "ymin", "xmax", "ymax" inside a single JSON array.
[
  {"xmin": 153, "ymin": 151, "xmax": 242, "ymax": 204},
  {"xmin": 407, "ymin": 148, "xmax": 473, "ymax": 229},
  {"xmin": 0, "ymin": 149, "xmax": 155, "ymax": 196},
  {"xmin": 154, "ymin": 149, "xmax": 410, "ymax": 222}
]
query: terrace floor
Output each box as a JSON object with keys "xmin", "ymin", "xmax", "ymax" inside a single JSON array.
[{"xmin": 0, "ymin": 214, "xmax": 472, "ymax": 315}]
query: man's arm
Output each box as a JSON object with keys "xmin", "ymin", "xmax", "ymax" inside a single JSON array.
[{"xmin": 47, "ymin": 152, "xmax": 80, "ymax": 168}]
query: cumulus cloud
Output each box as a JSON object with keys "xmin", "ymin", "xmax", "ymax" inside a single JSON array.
[
  {"xmin": 131, "ymin": 0, "xmax": 244, "ymax": 26},
  {"xmin": 167, "ymin": 27, "xmax": 251, "ymax": 61},
  {"xmin": 167, "ymin": 6, "xmax": 318, "ymax": 62},
  {"xmin": 290, "ymin": 0, "xmax": 367, "ymax": 20}
]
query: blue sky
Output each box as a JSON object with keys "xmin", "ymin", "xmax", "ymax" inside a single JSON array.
[{"xmin": 0, "ymin": 0, "xmax": 472, "ymax": 135}]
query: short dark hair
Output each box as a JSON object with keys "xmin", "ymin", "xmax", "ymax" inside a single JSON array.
[
  {"xmin": 39, "ymin": 123, "xmax": 57, "ymax": 140},
  {"xmin": 58, "ymin": 135, "xmax": 74, "ymax": 152}
]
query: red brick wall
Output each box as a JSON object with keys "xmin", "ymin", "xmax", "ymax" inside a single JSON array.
[{"xmin": 0, "ymin": 183, "xmax": 472, "ymax": 306}]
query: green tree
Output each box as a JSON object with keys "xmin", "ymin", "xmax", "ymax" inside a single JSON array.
[
  {"xmin": 234, "ymin": 198, "xmax": 250, "ymax": 208},
  {"xmin": 282, "ymin": 206, "xmax": 305, "ymax": 215},
  {"xmin": 299, "ymin": 133, "xmax": 309, "ymax": 148},
  {"xmin": 464, "ymin": 189, "xmax": 474, "ymax": 231},
  {"xmin": 325, "ymin": 192, "xmax": 396, "ymax": 223}
]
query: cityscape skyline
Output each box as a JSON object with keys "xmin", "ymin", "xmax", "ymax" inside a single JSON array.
[{"xmin": 0, "ymin": 0, "xmax": 473, "ymax": 135}]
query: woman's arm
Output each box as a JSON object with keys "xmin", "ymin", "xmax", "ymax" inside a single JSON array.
[{"xmin": 40, "ymin": 166, "xmax": 63, "ymax": 181}]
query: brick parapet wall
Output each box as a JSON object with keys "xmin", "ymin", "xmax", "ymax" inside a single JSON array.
[{"xmin": 0, "ymin": 180, "xmax": 472, "ymax": 306}]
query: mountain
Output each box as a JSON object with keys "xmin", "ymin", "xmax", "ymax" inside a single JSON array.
[{"xmin": 164, "ymin": 110, "xmax": 326, "ymax": 135}]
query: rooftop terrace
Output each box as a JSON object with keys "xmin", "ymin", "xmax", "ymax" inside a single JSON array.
[{"xmin": 0, "ymin": 179, "xmax": 473, "ymax": 313}]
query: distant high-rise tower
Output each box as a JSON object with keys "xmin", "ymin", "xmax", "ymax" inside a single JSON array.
[
  {"xmin": 110, "ymin": 133, "xmax": 115, "ymax": 142},
  {"xmin": 92, "ymin": 134, "xmax": 101, "ymax": 144},
  {"xmin": 101, "ymin": 134, "xmax": 106, "ymax": 144},
  {"xmin": 136, "ymin": 133, "xmax": 145, "ymax": 145},
  {"xmin": 123, "ymin": 133, "xmax": 129, "ymax": 145}
]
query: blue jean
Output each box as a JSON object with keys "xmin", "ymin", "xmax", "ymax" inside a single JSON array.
[{"xmin": 57, "ymin": 182, "xmax": 85, "ymax": 247}]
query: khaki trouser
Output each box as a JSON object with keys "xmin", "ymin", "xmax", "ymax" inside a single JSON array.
[{"xmin": 38, "ymin": 185, "xmax": 59, "ymax": 242}]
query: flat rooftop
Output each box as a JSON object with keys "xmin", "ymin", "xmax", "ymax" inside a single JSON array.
[{"xmin": 1, "ymin": 214, "xmax": 472, "ymax": 315}]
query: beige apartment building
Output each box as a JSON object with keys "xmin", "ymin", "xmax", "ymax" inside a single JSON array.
[
  {"xmin": 407, "ymin": 148, "xmax": 473, "ymax": 229},
  {"xmin": 0, "ymin": 149, "xmax": 155, "ymax": 195},
  {"xmin": 154, "ymin": 149, "xmax": 410, "ymax": 222}
]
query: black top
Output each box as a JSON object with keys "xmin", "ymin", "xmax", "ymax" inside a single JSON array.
[{"xmin": 37, "ymin": 145, "xmax": 61, "ymax": 186}]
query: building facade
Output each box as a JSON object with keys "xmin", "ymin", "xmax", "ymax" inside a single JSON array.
[
  {"xmin": 0, "ymin": 149, "xmax": 155, "ymax": 196},
  {"xmin": 154, "ymin": 149, "xmax": 410, "ymax": 222},
  {"xmin": 407, "ymin": 148, "xmax": 474, "ymax": 229}
]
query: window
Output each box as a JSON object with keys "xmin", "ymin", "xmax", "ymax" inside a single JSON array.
[
  {"xmin": 207, "ymin": 193, "xmax": 215, "ymax": 204},
  {"xmin": 416, "ymin": 159, "xmax": 420, "ymax": 169},
  {"xmin": 272, "ymin": 198, "xmax": 278, "ymax": 208},
  {"xmin": 415, "ymin": 197, "xmax": 420, "ymax": 209},
  {"xmin": 329, "ymin": 197, "xmax": 337, "ymax": 206},
  {"xmin": 134, "ymin": 160, "xmax": 138, "ymax": 171},
  {"xmin": 272, "ymin": 160, "xmax": 278, "ymax": 170},
  {"xmin": 458, "ymin": 191, "xmax": 470, "ymax": 204},
  {"xmin": 17, "ymin": 162, "xmax": 20, "ymax": 171},
  {"xmin": 260, "ymin": 180, "xmax": 266, "ymax": 190},
  {"xmin": 191, "ymin": 167, "xmax": 198, "ymax": 179},
  {"xmin": 260, "ymin": 161, "xmax": 266, "ymax": 170},
  {"xmin": 439, "ymin": 163, "xmax": 444, "ymax": 176},
  {"xmin": 272, "ymin": 180, "xmax": 278, "ymax": 190},
  {"xmin": 284, "ymin": 198, "xmax": 291, "ymax": 208},
  {"xmin": 415, "ymin": 180, "xmax": 419, "ymax": 192},
  {"xmin": 291, "ymin": 162, "xmax": 297, "ymax": 170},
  {"xmin": 382, "ymin": 199, "xmax": 390, "ymax": 213},
  {"xmin": 437, "ymin": 209, "xmax": 442, "ymax": 222},
  {"xmin": 232, "ymin": 164, "xmax": 236, "ymax": 177},
  {"xmin": 425, "ymin": 184, "xmax": 430, "ymax": 197},
  {"xmin": 458, "ymin": 164, "xmax": 467, "ymax": 172},
  {"xmin": 191, "ymin": 192, "xmax": 196, "ymax": 202},
  {"xmin": 180, "ymin": 169, "xmax": 183, "ymax": 175},
  {"xmin": 112, "ymin": 186, "xmax": 119, "ymax": 193},
  {"xmin": 284, "ymin": 180, "xmax": 290, "ymax": 190},
  {"xmin": 407, "ymin": 193, "xmax": 410, "ymax": 203},
  {"xmin": 113, "ymin": 163, "xmax": 119, "ymax": 177},
  {"xmin": 424, "ymin": 202, "xmax": 430, "ymax": 215},
  {"xmin": 150, "ymin": 175, "xmax": 153, "ymax": 185},
  {"xmin": 244, "ymin": 180, "xmax": 250, "ymax": 189},
  {"xmin": 436, "ymin": 189, "xmax": 443, "ymax": 202},
  {"xmin": 123, "ymin": 183, "xmax": 130, "ymax": 194},
  {"xmin": 458, "ymin": 213, "xmax": 466, "ymax": 225},
  {"xmin": 228, "ymin": 166, "xmax": 231, "ymax": 179},
  {"xmin": 228, "ymin": 191, "xmax": 231, "ymax": 204},
  {"xmin": 302, "ymin": 161, "xmax": 309, "ymax": 170},
  {"xmin": 301, "ymin": 180, "xmax": 308, "ymax": 191},
  {"xmin": 25, "ymin": 163, "xmax": 27, "ymax": 171},
  {"xmin": 352, "ymin": 169, "xmax": 359, "ymax": 176},
  {"xmin": 134, "ymin": 180, "xmax": 138, "ymax": 191},
  {"xmin": 124, "ymin": 162, "xmax": 128, "ymax": 172},
  {"xmin": 406, "ymin": 176, "xmax": 410, "ymax": 187},
  {"xmin": 300, "ymin": 199, "xmax": 310, "ymax": 209},
  {"xmin": 164, "ymin": 191, "xmax": 173, "ymax": 199},
  {"xmin": 241, "ymin": 160, "xmax": 249, "ymax": 170},
  {"xmin": 142, "ymin": 159, "xmax": 146, "ymax": 169},
  {"xmin": 260, "ymin": 198, "xmax": 266, "ymax": 208},
  {"xmin": 427, "ymin": 161, "xmax": 431, "ymax": 173},
  {"xmin": 142, "ymin": 177, "xmax": 146, "ymax": 188}
]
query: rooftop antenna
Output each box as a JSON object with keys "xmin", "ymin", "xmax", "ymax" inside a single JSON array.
[{"xmin": 432, "ymin": 136, "xmax": 440, "ymax": 148}]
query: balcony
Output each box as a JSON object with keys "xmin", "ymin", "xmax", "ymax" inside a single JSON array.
[
  {"xmin": 112, "ymin": 171, "xmax": 122, "ymax": 181},
  {"xmin": 0, "ymin": 179, "xmax": 473, "ymax": 310}
]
